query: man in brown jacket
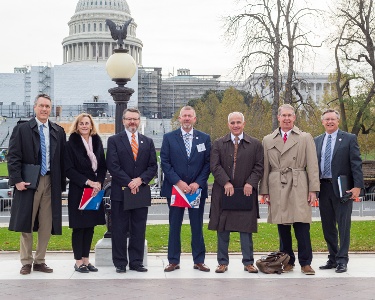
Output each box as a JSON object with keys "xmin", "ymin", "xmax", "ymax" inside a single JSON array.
[
  {"xmin": 208, "ymin": 112, "xmax": 264, "ymax": 273},
  {"xmin": 259, "ymin": 104, "xmax": 320, "ymax": 275}
]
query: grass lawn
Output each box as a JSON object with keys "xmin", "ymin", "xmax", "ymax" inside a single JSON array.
[{"xmin": 1, "ymin": 221, "xmax": 374, "ymax": 252}]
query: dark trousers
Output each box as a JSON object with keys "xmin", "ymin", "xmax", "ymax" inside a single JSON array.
[
  {"xmin": 111, "ymin": 201, "xmax": 148, "ymax": 268},
  {"xmin": 217, "ymin": 231, "xmax": 254, "ymax": 266},
  {"xmin": 72, "ymin": 227, "xmax": 94, "ymax": 260},
  {"xmin": 278, "ymin": 222, "xmax": 312, "ymax": 267},
  {"xmin": 167, "ymin": 198, "xmax": 206, "ymax": 264},
  {"xmin": 319, "ymin": 181, "xmax": 352, "ymax": 264}
]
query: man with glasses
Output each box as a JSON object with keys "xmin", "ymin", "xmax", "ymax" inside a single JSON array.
[
  {"xmin": 8, "ymin": 94, "xmax": 66, "ymax": 275},
  {"xmin": 160, "ymin": 106, "xmax": 211, "ymax": 272},
  {"xmin": 106, "ymin": 108, "xmax": 157, "ymax": 273},
  {"xmin": 314, "ymin": 109, "xmax": 363, "ymax": 273},
  {"xmin": 260, "ymin": 104, "xmax": 320, "ymax": 275}
]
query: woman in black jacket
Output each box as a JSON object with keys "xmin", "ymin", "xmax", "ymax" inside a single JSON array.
[{"xmin": 65, "ymin": 113, "xmax": 107, "ymax": 273}]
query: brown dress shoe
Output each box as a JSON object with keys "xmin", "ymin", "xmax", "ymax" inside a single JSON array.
[
  {"xmin": 301, "ymin": 265, "xmax": 315, "ymax": 275},
  {"xmin": 244, "ymin": 264, "xmax": 258, "ymax": 273},
  {"xmin": 164, "ymin": 263, "xmax": 180, "ymax": 272},
  {"xmin": 20, "ymin": 264, "xmax": 32, "ymax": 275},
  {"xmin": 215, "ymin": 264, "xmax": 228, "ymax": 273},
  {"xmin": 33, "ymin": 263, "xmax": 53, "ymax": 273},
  {"xmin": 283, "ymin": 264, "xmax": 294, "ymax": 273},
  {"xmin": 193, "ymin": 263, "xmax": 210, "ymax": 272}
]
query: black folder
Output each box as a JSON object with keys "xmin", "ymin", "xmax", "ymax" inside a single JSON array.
[
  {"xmin": 222, "ymin": 188, "xmax": 254, "ymax": 210},
  {"xmin": 21, "ymin": 164, "xmax": 41, "ymax": 189},
  {"xmin": 338, "ymin": 175, "xmax": 352, "ymax": 203},
  {"xmin": 123, "ymin": 184, "xmax": 151, "ymax": 210}
]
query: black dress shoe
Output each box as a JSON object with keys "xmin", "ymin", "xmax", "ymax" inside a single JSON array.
[
  {"xmin": 116, "ymin": 265, "xmax": 127, "ymax": 273},
  {"xmin": 319, "ymin": 261, "xmax": 337, "ymax": 269},
  {"xmin": 86, "ymin": 263, "xmax": 98, "ymax": 272},
  {"xmin": 130, "ymin": 265, "xmax": 148, "ymax": 272},
  {"xmin": 335, "ymin": 263, "xmax": 347, "ymax": 273},
  {"xmin": 74, "ymin": 264, "xmax": 89, "ymax": 273}
]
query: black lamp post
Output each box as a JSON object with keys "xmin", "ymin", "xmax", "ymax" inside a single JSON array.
[{"xmin": 104, "ymin": 19, "xmax": 136, "ymax": 237}]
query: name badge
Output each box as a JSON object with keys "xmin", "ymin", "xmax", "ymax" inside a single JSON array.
[{"xmin": 197, "ymin": 143, "xmax": 206, "ymax": 152}]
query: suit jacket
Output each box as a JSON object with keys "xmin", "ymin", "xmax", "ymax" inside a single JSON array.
[
  {"xmin": 8, "ymin": 117, "xmax": 66, "ymax": 234},
  {"xmin": 315, "ymin": 129, "xmax": 364, "ymax": 198},
  {"xmin": 160, "ymin": 128, "xmax": 211, "ymax": 200},
  {"xmin": 106, "ymin": 131, "xmax": 157, "ymax": 202},
  {"xmin": 65, "ymin": 133, "xmax": 106, "ymax": 228}
]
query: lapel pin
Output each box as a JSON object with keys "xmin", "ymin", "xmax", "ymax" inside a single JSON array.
[
  {"xmin": 339, "ymin": 138, "xmax": 342, "ymax": 141},
  {"xmin": 196, "ymin": 137, "xmax": 198, "ymax": 139},
  {"xmin": 141, "ymin": 141, "xmax": 144, "ymax": 143}
]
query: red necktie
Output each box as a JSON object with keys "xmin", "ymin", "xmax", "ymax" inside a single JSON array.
[{"xmin": 283, "ymin": 133, "xmax": 287, "ymax": 143}]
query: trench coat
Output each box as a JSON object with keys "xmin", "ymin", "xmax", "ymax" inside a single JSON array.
[
  {"xmin": 8, "ymin": 118, "xmax": 66, "ymax": 234},
  {"xmin": 259, "ymin": 126, "xmax": 320, "ymax": 224},
  {"xmin": 208, "ymin": 133, "xmax": 264, "ymax": 233},
  {"xmin": 65, "ymin": 133, "xmax": 106, "ymax": 228}
]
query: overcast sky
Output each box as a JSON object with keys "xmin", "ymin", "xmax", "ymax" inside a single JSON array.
[{"xmin": 0, "ymin": 0, "xmax": 334, "ymax": 80}]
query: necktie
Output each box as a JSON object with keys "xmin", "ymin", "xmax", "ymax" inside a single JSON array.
[
  {"xmin": 39, "ymin": 124, "xmax": 47, "ymax": 176},
  {"xmin": 131, "ymin": 133, "xmax": 138, "ymax": 160},
  {"xmin": 184, "ymin": 133, "xmax": 191, "ymax": 158},
  {"xmin": 283, "ymin": 133, "xmax": 288, "ymax": 143},
  {"xmin": 323, "ymin": 135, "xmax": 332, "ymax": 177},
  {"xmin": 232, "ymin": 136, "xmax": 239, "ymax": 179}
]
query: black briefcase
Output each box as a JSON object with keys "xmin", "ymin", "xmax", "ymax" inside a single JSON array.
[
  {"xmin": 222, "ymin": 188, "xmax": 254, "ymax": 210},
  {"xmin": 123, "ymin": 184, "xmax": 151, "ymax": 210}
]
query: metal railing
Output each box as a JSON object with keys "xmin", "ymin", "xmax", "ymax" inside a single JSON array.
[{"xmin": 1, "ymin": 193, "xmax": 375, "ymax": 219}]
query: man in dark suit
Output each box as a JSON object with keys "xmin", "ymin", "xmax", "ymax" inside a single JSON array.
[
  {"xmin": 160, "ymin": 106, "xmax": 211, "ymax": 272},
  {"xmin": 8, "ymin": 94, "xmax": 66, "ymax": 275},
  {"xmin": 106, "ymin": 108, "xmax": 157, "ymax": 273},
  {"xmin": 315, "ymin": 108, "xmax": 364, "ymax": 273}
]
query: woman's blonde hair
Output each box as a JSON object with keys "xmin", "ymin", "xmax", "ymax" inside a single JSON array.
[{"xmin": 69, "ymin": 113, "xmax": 99, "ymax": 136}]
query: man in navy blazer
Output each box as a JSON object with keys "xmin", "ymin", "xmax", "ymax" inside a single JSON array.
[
  {"xmin": 160, "ymin": 106, "xmax": 211, "ymax": 272},
  {"xmin": 106, "ymin": 108, "xmax": 157, "ymax": 273},
  {"xmin": 314, "ymin": 109, "xmax": 364, "ymax": 273}
]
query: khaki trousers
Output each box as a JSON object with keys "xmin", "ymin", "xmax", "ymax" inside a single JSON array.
[{"xmin": 20, "ymin": 175, "xmax": 52, "ymax": 265}]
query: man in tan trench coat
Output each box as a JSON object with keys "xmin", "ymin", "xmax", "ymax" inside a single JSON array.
[
  {"xmin": 259, "ymin": 104, "xmax": 320, "ymax": 275},
  {"xmin": 209, "ymin": 112, "xmax": 264, "ymax": 274}
]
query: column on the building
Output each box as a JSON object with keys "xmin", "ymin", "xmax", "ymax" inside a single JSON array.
[
  {"xmin": 109, "ymin": 42, "xmax": 113, "ymax": 56},
  {"xmin": 63, "ymin": 46, "xmax": 66, "ymax": 63},
  {"xmin": 68, "ymin": 45, "xmax": 72, "ymax": 62},
  {"xmin": 101, "ymin": 42, "xmax": 105, "ymax": 60},
  {"xmin": 95, "ymin": 42, "xmax": 99, "ymax": 60},
  {"xmin": 89, "ymin": 42, "xmax": 93, "ymax": 60},
  {"xmin": 139, "ymin": 48, "xmax": 142, "ymax": 65}
]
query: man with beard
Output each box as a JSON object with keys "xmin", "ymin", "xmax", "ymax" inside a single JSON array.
[
  {"xmin": 160, "ymin": 106, "xmax": 211, "ymax": 272},
  {"xmin": 106, "ymin": 108, "xmax": 157, "ymax": 273}
]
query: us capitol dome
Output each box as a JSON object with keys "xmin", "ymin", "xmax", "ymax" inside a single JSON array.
[{"xmin": 62, "ymin": 0, "xmax": 143, "ymax": 65}]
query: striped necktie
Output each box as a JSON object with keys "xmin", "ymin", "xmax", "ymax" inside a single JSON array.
[
  {"xmin": 131, "ymin": 133, "xmax": 138, "ymax": 160},
  {"xmin": 322, "ymin": 134, "xmax": 332, "ymax": 177},
  {"xmin": 232, "ymin": 136, "xmax": 239, "ymax": 179},
  {"xmin": 39, "ymin": 124, "xmax": 47, "ymax": 176},
  {"xmin": 283, "ymin": 133, "xmax": 288, "ymax": 143}
]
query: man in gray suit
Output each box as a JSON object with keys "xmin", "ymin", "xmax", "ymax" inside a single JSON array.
[{"xmin": 314, "ymin": 109, "xmax": 364, "ymax": 273}]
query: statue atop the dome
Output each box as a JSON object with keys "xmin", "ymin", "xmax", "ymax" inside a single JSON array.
[{"xmin": 106, "ymin": 18, "xmax": 133, "ymax": 49}]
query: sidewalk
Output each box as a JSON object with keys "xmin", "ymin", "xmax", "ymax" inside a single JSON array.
[{"xmin": 1, "ymin": 252, "xmax": 374, "ymax": 299}]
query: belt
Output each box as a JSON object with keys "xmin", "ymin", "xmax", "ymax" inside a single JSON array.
[{"xmin": 320, "ymin": 178, "xmax": 332, "ymax": 183}]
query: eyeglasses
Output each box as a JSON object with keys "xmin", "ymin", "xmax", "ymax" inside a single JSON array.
[
  {"xmin": 124, "ymin": 118, "xmax": 140, "ymax": 121},
  {"xmin": 323, "ymin": 118, "xmax": 338, "ymax": 121}
]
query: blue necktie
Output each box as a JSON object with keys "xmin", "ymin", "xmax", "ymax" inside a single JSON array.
[
  {"xmin": 39, "ymin": 124, "xmax": 47, "ymax": 176},
  {"xmin": 184, "ymin": 133, "xmax": 191, "ymax": 158},
  {"xmin": 323, "ymin": 135, "xmax": 331, "ymax": 178}
]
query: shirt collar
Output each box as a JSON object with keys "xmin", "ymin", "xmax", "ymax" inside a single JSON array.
[
  {"xmin": 35, "ymin": 118, "xmax": 48, "ymax": 128},
  {"xmin": 280, "ymin": 129, "xmax": 292, "ymax": 137},
  {"xmin": 231, "ymin": 132, "xmax": 243, "ymax": 142},
  {"xmin": 125, "ymin": 129, "xmax": 138, "ymax": 139},
  {"xmin": 326, "ymin": 129, "xmax": 338, "ymax": 139},
  {"xmin": 181, "ymin": 128, "xmax": 193, "ymax": 136}
]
